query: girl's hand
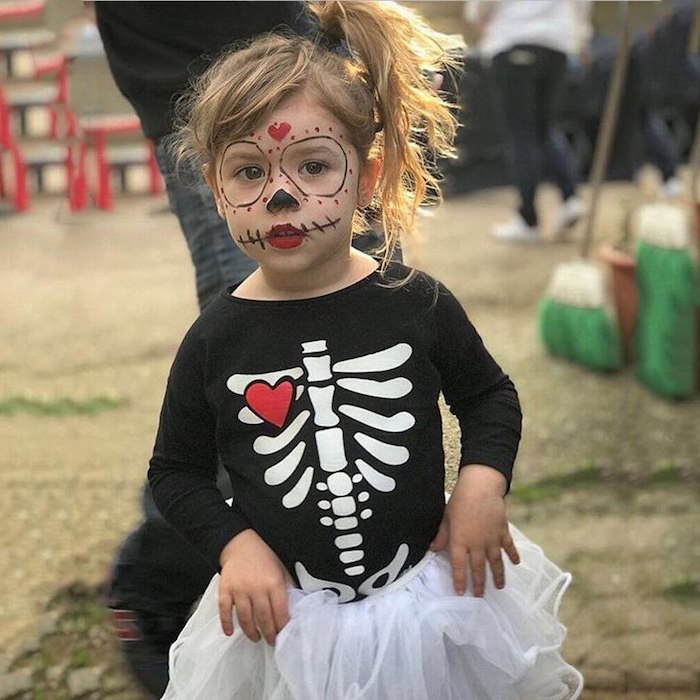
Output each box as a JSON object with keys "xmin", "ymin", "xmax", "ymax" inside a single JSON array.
[
  {"xmin": 430, "ymin": 465, "xmax": 520, "ymax": 597},
  {"xmin": 218, "ymin": 529, "xmax": 293, "ymax": 644}
]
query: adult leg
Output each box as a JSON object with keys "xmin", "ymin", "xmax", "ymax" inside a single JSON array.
[
  {"xmin": 492, "ymin": 46, "xmax": 542, "ymax": 227},
  {"xmin": 539, "ymin": 48, "xmax": 580, "ymax": 202},
  {"xmin": 642, "ymin": 108, "xmax": 681, "ymax": 184}
]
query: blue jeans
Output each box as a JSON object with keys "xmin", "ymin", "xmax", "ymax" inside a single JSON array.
[{"xmin": 491, "ymin": 45, "xmax": 580, "ymax": 226}]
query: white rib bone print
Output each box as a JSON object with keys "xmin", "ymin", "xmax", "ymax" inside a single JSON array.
[{"xmin": 228, "ymin": 340, "xmax": 414, "ymax": 592}]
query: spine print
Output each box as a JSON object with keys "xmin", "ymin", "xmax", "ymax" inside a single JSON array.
[
  {"xmin": 230, "ymin": 339, "xmax": 415, "ymax": 597},
  {"xmin": 302, "ymin": 340, "xmax": 370, "ymax": 577}
]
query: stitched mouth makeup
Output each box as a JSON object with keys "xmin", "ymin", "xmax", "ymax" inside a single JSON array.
[
  {"xmin": 267, "ymin": 224, "xmax": 306, "ymax": 249},
  {"xmin": 235, "ymin": 216, "xmax": 342, "ymax": 250}
]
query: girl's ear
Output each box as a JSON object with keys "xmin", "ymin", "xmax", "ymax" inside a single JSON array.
[
  {"xmin": 357, "ymin": 157, "xmax": 381, "ymax": 208},
  {"xmin": 202, "ymin": 163, "xmax": 226, "ymax": 219}
]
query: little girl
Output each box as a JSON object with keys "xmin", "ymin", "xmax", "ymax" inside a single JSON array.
[{"xmin": 148, "ymin": 3, "xmax": 583, "ymax": 698}]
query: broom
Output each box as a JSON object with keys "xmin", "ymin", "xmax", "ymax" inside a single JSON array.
[
  {"xmin": 633, "ymin": 19, "xmax": 700, "ymax": 399},
  {"xmin": 538, "ymin": 2, "xmax": 630, "ymax": 371}
]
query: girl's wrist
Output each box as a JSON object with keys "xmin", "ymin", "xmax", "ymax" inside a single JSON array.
[
  {"xmin": 458, "ymin": 464, "xmax": 508, "ymax": 497},
  {"xmin": 219, "ymin": 528, "xmax": 254, "ymax": 567}
]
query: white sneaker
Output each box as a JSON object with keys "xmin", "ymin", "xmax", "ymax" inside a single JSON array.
[
  {"xmin": 492, "ymin": 215, "xmax": 541, "ymax": 243},
  {"xmin": 662, "ymin": 176, "xmax": 683, "ymax": 199},
  {"xmin": 554, "ymin": 195, "xmax": 585, "ymax": 234}
]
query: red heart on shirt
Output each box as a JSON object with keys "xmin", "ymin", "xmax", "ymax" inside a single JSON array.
[
  {"xmin": 267, "ymin": 122, "xmax": 291, "ymax": 141},
  {"xmin": 244, "ymin": 379, "xmax": 294, "ymax": 428}
]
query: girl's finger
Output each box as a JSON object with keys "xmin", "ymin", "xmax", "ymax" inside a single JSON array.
[
  {"xmin": 502, "ymin": 532, "xmax": 521, "ymax": 564},
  {"xmin": 487, "ymin": 547, "xmax": 505, "ymax": 589},
  {"xmin": 270, "ymin": 585, "xmax": 290, "ymax": 637},
  {"xmin": 234, "ymin": 596, "xmax": 260, "ymax": 643},
  {"xmin": 218, "ymin": 591, "xmax": 235, "ymax": 637},
  {"xmin": 449, "ymin": 546, "xmax": 468, "ymax": 596},
  {"xmin": 468, "ymin": 550, "xmax": 486, "ymax": 598},
  {"xmin": 252, "ymin": 596, "xmax": 276, "ymax": 645}
]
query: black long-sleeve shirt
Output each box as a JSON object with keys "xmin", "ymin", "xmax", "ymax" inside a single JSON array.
[
  {"xmin": 148, "ymin": 264, "xmax": 521, "ymax": 601},
  {"xmin": 94, "ymin": 1, "xmax": 310, "ymax": 140}
]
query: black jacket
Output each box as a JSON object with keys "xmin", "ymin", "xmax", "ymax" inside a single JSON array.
[{"xmin": 94, "ymin": 1, "xmax": 309, "ymax": 139}]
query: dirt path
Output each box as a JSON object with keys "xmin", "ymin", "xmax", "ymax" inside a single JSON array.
[{"xmin": 1, "ymin": 177, "xmax": 699, "ymax": 695}]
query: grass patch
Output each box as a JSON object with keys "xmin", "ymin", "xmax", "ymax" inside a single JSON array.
[
  {"xmin": 71, "ymin": 648, "xmax": 93, "ymax": 668},
  {"xmin": 663, "ymin": 576, "xmax": 700, "ymax": 600},
  {"xmin": 511, "ymin": 464, "xmax": 606, "ymax": 502},
  {"xmin": 642, "ymin": 463, "xmax": 697, "ymax": 487},
  {"xmin": 0, "ymin": 395, "xmax": 127, "ymax": 417},
  {"xmin": 48, "ymin": 582, "xmax": 108, "ymax": 628},
  {"xmin": 509, "ymin": 482, "xmax": 559, "ymax": 503},
  {"xmin": 511, "ymin": 463, "xmax": 698, "ymax": 503}
]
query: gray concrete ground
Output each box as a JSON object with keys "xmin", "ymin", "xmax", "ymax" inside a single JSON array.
[{"xmin": 1, "ymin": 171, "xmax": 699, "ymax": 697}]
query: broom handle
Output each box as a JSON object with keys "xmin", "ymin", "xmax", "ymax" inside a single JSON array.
[
  {"xmin": 689, "ymin": 7, "xmax": 700, "ymax": 201},
  {"xmin": 689, "ymin": 4, "xmax": 700, "ymax": 55},
  {"xmin": 580, "ymin": 1, "xmax": 631, "ymax": 260}
]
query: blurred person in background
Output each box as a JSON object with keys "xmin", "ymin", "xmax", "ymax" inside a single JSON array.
[
  {"xmin": 634, "ymin": 1, "xmax": 699, "ymax": 199},
  {"xmin": 465, "ymin": 0, "xmax": 591, "ymax": 242}
]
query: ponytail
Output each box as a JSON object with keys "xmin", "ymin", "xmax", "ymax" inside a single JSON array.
[{"xmin": 309, "ymin": 2, "xmax": 461, "ymax": 265}]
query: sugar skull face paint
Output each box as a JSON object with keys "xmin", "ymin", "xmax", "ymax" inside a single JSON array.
[
  {"xmin": 218, "ymin": 134, "xmax": 349, "ymax": 210},
  {"xmin": 207, "ymin": 90, "xmax": 377, "ymax": 273}
]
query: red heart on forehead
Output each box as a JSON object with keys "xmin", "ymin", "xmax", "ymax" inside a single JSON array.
[
  {"xmin": 244, "ymin": 379, "xmax": 294, "ymax": 428},
  {"xmin": 268, "ymin": 122, "xmax": 291, "ymax": 141}
]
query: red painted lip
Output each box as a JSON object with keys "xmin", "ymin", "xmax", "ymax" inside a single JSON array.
[{"xmin": 267, "ymin": 224, "xmax": 305, "ymax": 249}]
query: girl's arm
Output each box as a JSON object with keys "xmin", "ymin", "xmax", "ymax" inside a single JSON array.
[
  {"xmin": 147, "ymin": 329, "xmax": 292, "ymax": 643},
  {"xmin": 430, "ymin": 465, "xmax": 519, "ymax": 597},
  {"xmin": 147, "ymin": 333, "xmax": 251, "ymax": 569},
  {"xmin": 429, "ymin": 281, "xmax": 523, "ymax": 595}
]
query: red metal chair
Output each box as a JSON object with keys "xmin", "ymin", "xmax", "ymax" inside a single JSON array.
[
  {"xmin": 0, "ymin": 0, "xmax": 45, "ymax": 23},
  {"xmin": 0, "ymin": 48, "xmax": 72, "ymax": 141},
  {"xmin": 78, "ymin": 113, "xmax": 163, "ymax": 210},
  {"xmin": 0, "ymin": 132, "xmax": 84, "ymax": 212},
  {"xmin": 0, "ymin": 89, "xmax": 84, "ymax": 212}
]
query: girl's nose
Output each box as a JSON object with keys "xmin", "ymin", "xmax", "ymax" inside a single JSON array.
[{"xmin": 267, "ymin": 188, "xmax": 300, "ymax": 213}]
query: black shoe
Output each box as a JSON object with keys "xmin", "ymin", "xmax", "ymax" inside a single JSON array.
[{"xmin": 112, "ymin": 609, "xmax": 187, "ymax": 698}]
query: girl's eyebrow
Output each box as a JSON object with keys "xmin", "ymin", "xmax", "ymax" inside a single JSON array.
[
  {"xmin": 288, "ymin": 143, "xmax": 344, "ymax": 159},
  {"xmin": 221, "ymin": 141, "xmax": 266, "ymax": 165}
]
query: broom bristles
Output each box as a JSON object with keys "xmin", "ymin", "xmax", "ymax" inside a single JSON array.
[
  {"xmin": 636, "ymin": 203, "xmax": 689, "ymax": 250},
  {"xmin": 545, "ymin": 261, "xmax": 607, "ymax": 309}
]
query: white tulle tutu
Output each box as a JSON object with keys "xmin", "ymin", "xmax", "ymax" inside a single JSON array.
[{"xmin": 162, "ymin": 524, "xmax": 582, "ymax": 699}]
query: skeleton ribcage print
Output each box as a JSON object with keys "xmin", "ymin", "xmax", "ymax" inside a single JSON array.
[{"xmin": 226, "ymin": 340, "xmax": 415, "ymax": 602}]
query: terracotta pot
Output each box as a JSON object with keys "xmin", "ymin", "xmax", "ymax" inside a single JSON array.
[{"xmin": 597, "ymin": 243, "xmax": 638, "ymax": 364}]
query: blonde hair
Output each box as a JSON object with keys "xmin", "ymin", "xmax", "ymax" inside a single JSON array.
[{"xmin": 174, "ymin": 1, "xmax": 460, "ymax": 267}]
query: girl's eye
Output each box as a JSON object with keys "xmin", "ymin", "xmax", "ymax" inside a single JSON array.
[
  {"xmin": 236, "ymin": 165, "xmax": 264, "ymax": 181},
  {"xmin": 301, "ymin": 161, "xmax": 327, "ymax": 176}
]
